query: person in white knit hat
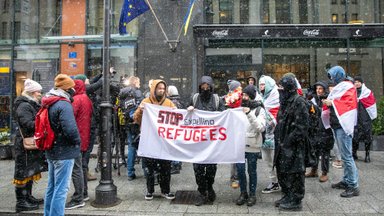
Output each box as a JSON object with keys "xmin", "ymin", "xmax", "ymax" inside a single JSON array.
[
  {"xmin": 13, "ymin": 78, "xmax": 45, "ymax": 213},
  {"xmin": 23, "ymin": 79, "xmax": 43, "ymax": 102}
]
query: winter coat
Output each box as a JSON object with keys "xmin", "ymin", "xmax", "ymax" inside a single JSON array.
[
  {"xmin": 118, "ymin": 86, "xmax": 144, "ymax": 125},
  {"xmin": 274, "ymin": 93, "xmax": 309, "ymax": 173},
  {"xmin": 73, "ymin": 80, "xmax": 93, "ymax": 152},
  {"xmin": 43, "ymin": 89, "xmax": 81, "ymax": 160},
  {"xmin": 244, "ymin": 105, "xmax": 266, "ymax": 152},
  {"xmin": 134, "ymin": 80, "xmax": 176, "ymax": 125},
  {"xmin": 312, "ymin": 95, "xmax": 334, "ymax": 151},
  {"xmin": 13, "ymin": 96, "xmax": 47, "ymax": 181},
  {"xmin": 189, "ymin": 76, "xmax": 225, "ymax": 112}
]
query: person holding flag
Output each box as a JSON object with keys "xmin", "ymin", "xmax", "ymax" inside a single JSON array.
[
  {"xmin": 258, "ymin": 75, "xmax": 281, "ymax": 194},
  {"xmin": 352, "ymin": 76, "xmax": 377, "ymax": 163},
  {"xmin": 322, "ymin": 66, "xmax": 360, "ymax": 198}
]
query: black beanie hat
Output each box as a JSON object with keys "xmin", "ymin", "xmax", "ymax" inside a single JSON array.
[
  {"xmin": 243, "ymin": 85, "xmax": 256, "ymax": 100},
  {"xmin": 354, "ymin": 75, "xmax": 364, "ymax": 83}
]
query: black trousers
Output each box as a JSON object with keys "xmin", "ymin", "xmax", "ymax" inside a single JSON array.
[
  {"xmin": 143, "ymin": 158, "xmax": 171, "ymax": 194},
  {"xmin": 312, "ymin": 148, "xmax": 330, "ymax": 173},
  {"xmin": 193, "ymin": 163, "xmax": 217, "ymax": 195},
  {"xmin": 277, "ymin": 171, "xmax": 305, "ymax": 204}
]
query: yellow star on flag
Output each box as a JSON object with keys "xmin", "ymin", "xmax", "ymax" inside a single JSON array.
[{"xmin": 128, "ymin": 12, "xmax": 131, "ymax": 16}]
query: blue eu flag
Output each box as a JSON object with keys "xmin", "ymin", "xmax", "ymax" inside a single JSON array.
[{"xmin": 119, "ymin": 0, "xmax": 150, "ymax": 35}]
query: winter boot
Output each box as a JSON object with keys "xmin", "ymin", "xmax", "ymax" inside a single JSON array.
[
  {"xmin": 274, "ymin": 195, "xmax": 289, "ymax": 207},
  {"xmin": 319, "ymin": 172, "xmax": 328, "ymax": 183},
  {"xmin": 26, "ymin": 181, "xmax": 44, "ymax": 205},
  {"xmin": 305, "ymin": 168, "xmax": 318, "ymax": 177},
  {"xmin": 236, "ymin": 192, "xmax": 248, "ymax": 206},
  {"xmin": 15, "ymin": 186, "xmax": 39, "ymax": 213}
]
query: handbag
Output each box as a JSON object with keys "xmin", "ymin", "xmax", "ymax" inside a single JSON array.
[{"xmin": 19, "ymin": 128, "xmax": 38, "ymax": 150}]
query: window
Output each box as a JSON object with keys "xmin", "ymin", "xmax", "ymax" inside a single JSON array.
[
  {"xmin": 351, "ymin": 0, "xmax": 357, "ymax": 4},
  {"xmin": 2, "ymin": 0, "xmax": 9, "ymax": 12},
  {"xmin": 1, "ymin": 22, "xmax": 7, "ymax": 39},
  {"xmin": 351, "ymin": 13, "xmax": 358, "ymax": 21},
  {"xmin": 239, "ymin": 0, "xmax": 249, "ymax": 24},
  {"xmin": 332, "ymin": 0, "xmax": 337, "ymax": 4},
  {"xmin": 276, "ymin": 2, "xmax": 290, "ymax": 24},
  {"xmin": 219, "ymin": 0, "xmax": 233, "ymax": 24},
  {"xmin": 205, "ymin": 0, "xmax": 214, "ymax": 24},
  {"xmin": 332, "ymin": 14, "xmax": 339, "ymax": 23},
  {"xmin": 262, "ymin": 0, "xmax": 269, "ymax": 23},
  {"xmin": 15, "ymin": 0, "xmax": 21, "ymax": 12},
  {"xmin": 14, "ymin": 22, "xmax": 21, "ymax": 41},
  {"xmin": 299, "ymin": 0, "xmax": 308, "ymax": 24}
]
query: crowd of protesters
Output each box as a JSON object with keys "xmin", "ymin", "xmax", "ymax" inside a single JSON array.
[{"xmin": 12, "ymin": 65, "xmax": 376, "ymax": 214}]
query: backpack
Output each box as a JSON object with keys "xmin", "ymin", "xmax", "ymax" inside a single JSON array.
[
  {"xmin": 192, "ymin": 93, "xmax": 220, "ymax": 110},
  {"xmin": 34, "ymin": 98, "xmax": 69, "ymax": 151},
  {"xmin": 119, "ymin": 89, "xmax": 138, "ymax": 123}
]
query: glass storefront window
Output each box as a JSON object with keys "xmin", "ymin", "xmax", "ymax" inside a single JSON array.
[
  {"xmin": 14, "ymin": 45, "xmax": 60, "ymax": 95},
  {"xmin": 0, "ymin": 48, "xmax": 11, "ymax": 142},
  {"xmin": 87, "ymin": 44, "xmax": 136, "ymax": 86}
]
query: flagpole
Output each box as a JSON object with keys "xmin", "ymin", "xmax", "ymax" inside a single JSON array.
[{"xmin": 145, "ymin": 0, "xmax": 173, "ymax": 50}]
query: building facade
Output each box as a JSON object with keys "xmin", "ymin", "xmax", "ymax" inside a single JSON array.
[{"xmin": 1, "ymin": 0, "xmax": 384, "ymax": 139}]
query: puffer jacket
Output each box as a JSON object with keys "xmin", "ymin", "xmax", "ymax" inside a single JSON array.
[
  {"xmin": 244, "ymin": 105, "xmax": 266, "ymax": 152},
  {"xmin": 134, "ymin": 80, "xmax": 175, "ymax": 125},
  {"xmin": 13, "ymin": 95, "xmax": 47, "ymax": 180},
  {"xmin": 43, "ymin": 88, "xmax": 81, "ymax": 160},
  {"xmin": 73, "ymin": 80, "xmax": 93, "ymax": 152}
]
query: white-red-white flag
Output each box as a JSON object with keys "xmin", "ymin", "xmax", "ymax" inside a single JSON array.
[
  {"xmin": 263, "ymin": 86, "xmax": 280, "ymax": 121},
  {"xmin": 358, "ymin": 83, "xmax": 377, "ymax": 120},
  {"xmin": 321, "ymin": 81, "xmax": 358, "ymax": 136}
]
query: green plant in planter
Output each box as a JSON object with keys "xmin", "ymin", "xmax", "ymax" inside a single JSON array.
[{"xmin": 373, "ymin": 96, "xmax": 384, "ymax": 135}]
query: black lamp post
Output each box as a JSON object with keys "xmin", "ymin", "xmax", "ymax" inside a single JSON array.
[{"xmin": 92, "ymin": 0, "xmax": 120, "ymax": 207}]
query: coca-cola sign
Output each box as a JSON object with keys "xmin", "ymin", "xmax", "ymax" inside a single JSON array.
[
  {"xmin": 212, "ymin": 29, "xmax": 229, "ymax": 38},
  {"xmin": 303, "ymin": 29, "xmax": 320, "ymax": 37}
]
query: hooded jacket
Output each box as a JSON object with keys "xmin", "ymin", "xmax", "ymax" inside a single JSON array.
[
  {"xmin": 73, "ymin": 80, "xmax": 93, "ymax": 152},
  {"xmin": 134, "ymin": 79, "xmax": 175, "ymax": 125},
  {"xmin": 189, "ymin": 76, "xmax": 225, "ymax": 112},
  {"xmin": 43, "ymin": 88, "xmax": 81, "ymax": 160},
  {"xmin": 244, "ymin": 100, "xmax": 266, "ymax": 152}
]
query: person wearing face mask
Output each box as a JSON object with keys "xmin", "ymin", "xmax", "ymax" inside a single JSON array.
[
  {"xmin": 134, "ymin": 79, "xmax": 176, "ymax": 201},
  {"xmin": 187, "ymin": 76, "xmax": 225, "ymax": 206},
  {"xmin": 274, "ymin": 73, "xmax": 308, "ymax": 211},
  {"xmin": 42, "ymin": 74, "xmax": 81, "ymax": 216},
  {"xmin": 13, "ymin": 79, "xmax": 46, "ymax": 212},
  {"xmin": 235, "ymin": 85, "xmax": 266, "ymax": 207}
]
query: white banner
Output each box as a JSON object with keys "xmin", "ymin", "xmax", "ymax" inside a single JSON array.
[{"xmin": 137, "ymin": 103, "xmax": 248, "ymax": 164}]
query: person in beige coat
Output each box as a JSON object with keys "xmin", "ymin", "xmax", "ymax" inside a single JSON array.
[{"xmin": 235, "ymin": 85, "xmax": 266, "ymax": 207}]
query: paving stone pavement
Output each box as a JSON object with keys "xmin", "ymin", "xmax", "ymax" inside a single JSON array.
[{"xmin": 0, "ymin": 150, "xmax": 383, "ymax": 215}]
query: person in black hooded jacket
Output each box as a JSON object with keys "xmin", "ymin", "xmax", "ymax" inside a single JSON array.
[
  {"xmin": 187, "ymin": 76, "xmax": 225, "ymax": 206},
  {"xmin": 13, "ymin": 79, "xmax": 46, "ymax": 213},
  {"xmin": 274, "ymin": 73, "xmax": 308, "ymax": 211}
]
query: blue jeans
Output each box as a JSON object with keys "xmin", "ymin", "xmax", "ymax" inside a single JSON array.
[
  {"xmin": 127, "ymin": 131, "xmax": 137, "ymax": 177},
  {"xmin": 236, "ymin": 152, "xmax": 260, "ymax": 196},
  {"xmin": 44, "ymin": 159, "xmax": 74, "ymax": 216},
  {"xmin": 334, "ymin": 128, "xmax": 359, "ymax": 188}
]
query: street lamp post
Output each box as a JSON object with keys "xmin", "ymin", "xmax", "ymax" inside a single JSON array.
[{"xmin": 92, "ymin": 0, "xmax": 120, "ymax": 207}]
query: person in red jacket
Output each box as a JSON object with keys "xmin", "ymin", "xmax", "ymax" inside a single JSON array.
[{"xmin": 66, "ymin": 79, "xmax": 93, "ymax": 210}]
